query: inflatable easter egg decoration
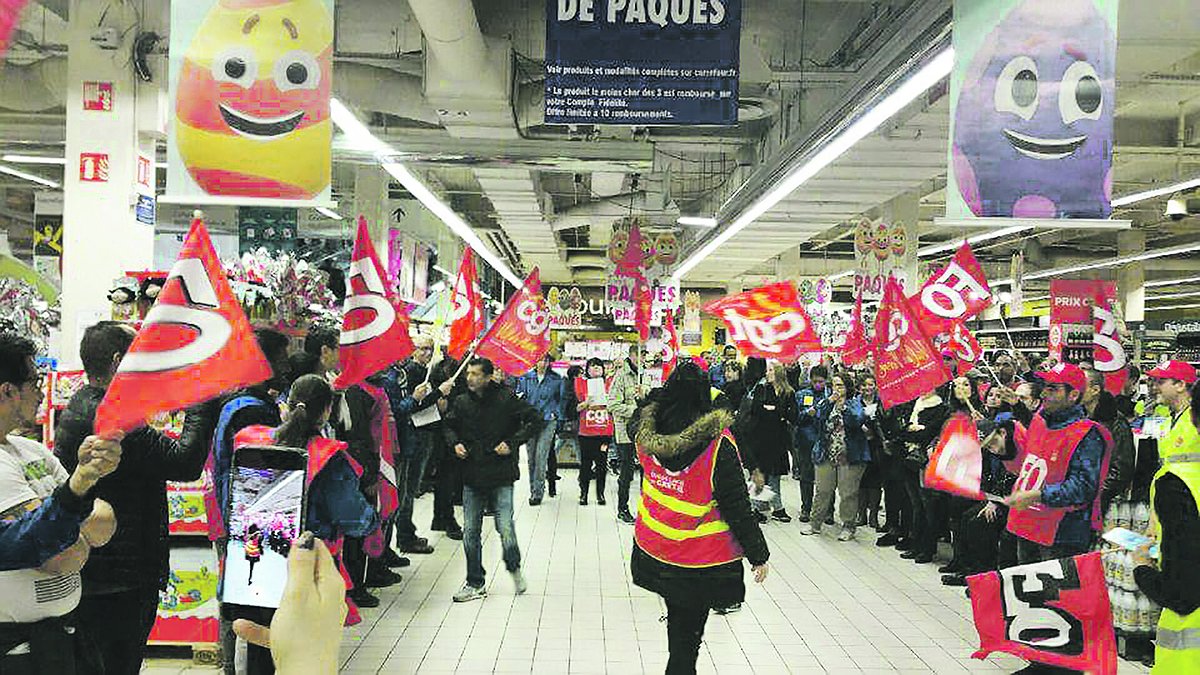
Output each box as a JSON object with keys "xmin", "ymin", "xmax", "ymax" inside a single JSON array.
[
  {"xmin": 640, "ymin": 235, "xmax": 656, "ymax": 268},
  {"xmin": 952, "ymin": 0, "xmax": 1114, "ymax": 218},
  {"xmin": 175, "ymin": 0, "xmax": 333, "ymax": 199},
  {"xmin": 854, "ymin": 218, "xmax": 874, "ymax": 255},
  {"xmin": 655, "ymin": 233, "xmax": 679, "ymax": 266},
  {"xmin": 873, "ymin": 222, "xmax": 891, "ymax": 261},
  {"xmin": 889, "ymin": 224, "xmax": 908, "ymax": 257},
  {"xmin": 547, "ymin": 287, "xmax": 561, "ymax": 310},
  {"xmin": 569, "ymin": 287, "xmax": 584, "ymax": 311},
  {"xmin": 608, "ymin": 230, "xmax": 629, "ymax": 264}
]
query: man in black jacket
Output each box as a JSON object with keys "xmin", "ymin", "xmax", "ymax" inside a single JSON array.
[
  {"xmin": 1081, "ymin": 366, "xmax": 1135, "ymax": 513},
  {"xmin": 55, "ymin": 322, "xmax": 214, "ymax": 675},
  {"xmin": 443, "ymin": 358, "xmax": 540, "ymax": 603}
]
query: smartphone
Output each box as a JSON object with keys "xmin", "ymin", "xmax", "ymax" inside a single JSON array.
[{"xmin": 222, "ymin": 445, "xmax": 307, "ymax": 610}]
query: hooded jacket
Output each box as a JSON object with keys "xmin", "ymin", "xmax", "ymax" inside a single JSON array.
[{"xmin": 629, "ymin": 402, "xmax": 769, "ymax": 609}]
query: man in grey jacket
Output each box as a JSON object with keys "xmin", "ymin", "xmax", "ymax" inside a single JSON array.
[{"xmin": 609, "ymin": 345, "xmax": 642, "ymax": 524}]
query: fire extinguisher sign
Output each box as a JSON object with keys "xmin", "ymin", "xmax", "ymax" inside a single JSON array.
[{"xmin": 79, "ymin": 153, "xmax": 110, "ymax": 183}]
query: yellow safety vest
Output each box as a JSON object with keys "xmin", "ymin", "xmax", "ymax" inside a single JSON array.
[
  {"xmin": 1160, "ymin": 406, "xmax": 1198, "ymax": 463},
  {"xmin": 1150, "ymin": 450, "xmax": 1200, "ymax": 674}
]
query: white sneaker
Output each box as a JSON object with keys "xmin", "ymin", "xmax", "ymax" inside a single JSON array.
[
  {"xmin": 510, "ymin": 569, "xmax": 528, "ymax": 595},
  {"xmin": 837, "ymin": 528, "xmax": 855, "ymax": 542},
  {"xmin": 798, "ymin": 522, "xmax": 819, "ymax": 536},
  {"xmin": 453, "ymin": 583, "xmax": 487, "ymax": 603}
]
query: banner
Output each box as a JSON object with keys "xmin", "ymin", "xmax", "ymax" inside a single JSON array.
[
  {"xmin": 702, "ymin": 282, "xmax": 821, "ymax": 361},
  {"xmin": 854, "ymin": 217, "xmax": 917, "ymax": 300},
  {"xmin": 1050, "ymin": 279, "xmax": 1116, "ymax": 365},
  {"xmin": 840, "ymin": 292, "xmax": 872, "ymax": 366},
  {"xmin": 948, "ymin": 0, "xmax": 1118, "ymax": 219},
  {"xmin": 238, "ymin": 207, "xmax": 297, "ymax": 255},
  {"xmin": 911, "ymin": 241, "xmax": 993, "ymax": 334},
  {"xmin": 873, "ymin": 279, "xmax": 952, "ymax": 408},
  {"xmin": 333, "ymin": 217, "xmax": 415, "ymax": 389},
  {"xmin": 925, "ymin": 413, "xmax": 984, "ymax": 499},
  {"xmin": 663, "ymin": 310, "xmax": 680, "ymax": 377},
  {"xmin": 545, "ymin": 0, "xmax": 741, "ymax": 126},
  {"xmin": 612, "ymin": 223, "xmax": 653, "ymax": 340},
  {"xmin": 1092, "ymin": 290, "xmax": 1128, "ymax": 395},
  {"xmin": 448, "ymin": 248, "xmax": 484, "ymax": 360},
  {"xmin": 96, "ymin": 219, "xmax": 271, "ymax": 435},
  {"xmin": 606, "ymin": 224, "xmax": 680, "ymax": 330},
  {"xmin": 167, "ymin": 0, "xmax": 333, "ymax": 203},
  {"xmin": 476, "ymin": 269, "xmax": 552, "ymax": 376},
  {"xmin": 968, "ymin": 552, "xmax": 1117, "ymax": 675}
]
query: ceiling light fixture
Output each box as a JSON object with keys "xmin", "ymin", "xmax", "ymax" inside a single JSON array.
[
  {"xmin": 330, "ymin": 98, "xmax": 522, "ymax": 287},
  {"xmin": 314, "ymin": 206, "xmax": 342, "ymax": 220},
  {"xmin": 1146, "ymin": 275, "xmax": 1200, "ymax": 288},
  {"xmin": 1112, "ymin": 175, "xmax": 1200, "ymax": 207},
  {"xmin": 917, "ymin": 224, "xmax": 1035, "ymax": 258},
  {"xmin": 1147, "ymin": 291, "xmax": 1200, "ymax": 302},
  {"xmin": 1021, "ymin": 241, "xmax": 1200, "ymax": 281},
  {"xmin": 0, "ymin": 164, "xmax": 60, "ymax": 188},
  {"xmin": 677, "ymin": 216, "xmax": 718, "ymax": 228},
  {"xmin": 1, "ymin": 154, "xmax": 67, "ymax": 165},
  {"xmin": 671, "ymin": 47, "xmax": 955, "ymax": 282},
  {"xmin": 827, "ymin": 270, "xmax": 855, "ymax": 282},
  {"xmin": 1146, "ymin": 302, "xmax": 1200, "ymax": 312}
]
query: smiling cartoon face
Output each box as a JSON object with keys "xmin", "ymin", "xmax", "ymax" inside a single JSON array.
[
  {"xmin": 608, "ymin": 231, "xmax": 629, "ymax": 264},
  {"xmin": 174, "ymin": 0, "xmax": 333, "ymax": 199},
  {"xmin": 872, "ymin": 223, "xmax": 891, "ymax": 261},
  {"xmin": 854, "ymin": 219, "xmax": 874, "ymax": 255},
  {"xmin": 889, "ymin": 224, "xmax": 908, "ymax": 257},
  {"xmin": 953, "ymin": 0, "xmax": 1114, "ymax": 218},
  {"xmin": 655, "ymin": 233, "xmax": 678, "ymax": 266}
]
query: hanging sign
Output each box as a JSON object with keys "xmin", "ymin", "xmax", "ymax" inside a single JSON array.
[
  {"xmin": 545, "ymin": 0, "xmax": 742, "ymax": 126},
  {"xmin": 947, "ymin": 0, "xmax": 1119, "ymax": 219},
  {"xmin": 166, "ymin": 0, "xmax": 334, "ymax": 203},
  {"xmin": 853, "ymin": 217, "xmax": 916, "ymax": 300}
]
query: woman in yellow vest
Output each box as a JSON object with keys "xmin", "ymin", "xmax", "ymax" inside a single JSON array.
[
  {"xmin": 1134, "ymin": 361, "xmax": 1200, "ymax": 673},
  {"xmin": 630, "ymin": 361, "xmax": 769, "ymax": 675}
]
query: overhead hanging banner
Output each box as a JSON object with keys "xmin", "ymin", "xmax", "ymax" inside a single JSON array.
[
  {"xmin": 545, "ymin": 0, "xmax": 741, "ymax": 126},
  {"xmin": 854, "ymin": 216, "xmax": 916, "ymax": 301},
  {"xmin": 167, "ymin": 0, "xmax": 334, "ymax": 205},
  {"xmin": 948, "ymin": 0, "xmax": 1118, "ymax": 219}
]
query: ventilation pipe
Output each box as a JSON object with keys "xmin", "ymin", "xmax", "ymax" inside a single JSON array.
[
  {"xmin": 333, "ymin": 63, "xmax": 439, "ymax": 126},
  {"xmin": 0, "ymin": 57, "xmax": 67, "ymax": 112},
  {"xmin": 550, "ymin": 192, "xmax": 681, "ymax": 247}
]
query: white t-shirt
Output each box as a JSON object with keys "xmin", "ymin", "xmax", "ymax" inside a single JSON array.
[{"xmin": 0, "ymin": 434, "xmax": 82, "ymax": 623}]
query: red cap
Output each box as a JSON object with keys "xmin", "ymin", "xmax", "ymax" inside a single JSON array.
[
  {"xmin": 1036, "ymin": 362, "xmax": 1088, "ymax": 393},
  {"xmin": 1146, "ymin": 360, "xmax": 1197, "ymax": 384}
]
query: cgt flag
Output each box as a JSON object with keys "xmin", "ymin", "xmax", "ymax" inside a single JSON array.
[
  {"xmin": 333, "ymin": 216, "xmax": 415, "ymax": 390},
  {"xmin": 1092, "ymin": 290, "xmax": 1129, "ymax": 396},
  {"xmin": 448, "ymin": 248, "xmax": 484, "ymax": 360},
  {"xmin": 840, "ymin": 292, "xmax": 872, "ymax": 366},
  {"xmin": 476, "ymin": 268, "xmax": 552, "ymax": 376},
  {"xmin": 873, "ymin": 278, "xmax": 952, "ymax": 408},
  {"xmin": 924, "ymin": 413, "xmax": 984, "ymax": 500},
  {"xmin": 911, "ymin": 241, "xmax": 992, "ymax": 334},
  {"xmin": 968, "ymin": 552, "xmax": 1118, "ymax": 675},
  {"xmin": 702, "ymin": 282, "xmax": 822, "ymax": 361},
  {"xmin": 663, "ymin": 310, "xmax": 680, "ymax": 378},
  {"xmin": 939, "ymin": 319, "xmax": 983, "ymax": 376},
  {"xmin": 95, "ymin": 218, "xmax": 271, "ymax": 435}
]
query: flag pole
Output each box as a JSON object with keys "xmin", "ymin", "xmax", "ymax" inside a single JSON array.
[{"xmin": 996, "ymin": 309, "xmax": 1019, "ymax": 353}]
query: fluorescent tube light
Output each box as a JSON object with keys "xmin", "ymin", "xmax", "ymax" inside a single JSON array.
[
  {"xmin": 1022, "ymin": 241, "xmax": 1200, "ymax": 281},
  {"xmin": 1, "ymin": 154, "xmax": 66, "ymax": 165},
  {"xmin": 1146, "ymin": 275, "xmax": 1200, "ymax": 288},
  {"xmin": 0, "ymin": 164, "xmax": 60, "ymax": 188},
  {"xmin": 677, "ymin": 216, "xmax": 718, "ymax": 228},
  {"xmin": 671, "ymin": 47, "xmax": 954, "ymax": 282},
  {"xmin": 917, "ymin": 224, "xmax": 1035, "ymax": 258},
  {"xmin": 1112, "ymin": 176, "xmax": 1200, "ymax": 207},
  {"xmin": 1147, "ymin": 291, "xmax": 1200, "ymax": 302},
  {"xmin": 330, "ymin": 98, "xmax": 521, "ymax": 288},
  {"xmin": 827, "ymin": 270, "xmax": 855, "ymax": 281},
  {"xmin": 1146, "ymin": 303, "xmax": 1200, "ymax": 312},
  {"xmin": 314, "ymin": 206, "xmax": 343, "ymax": 220}
]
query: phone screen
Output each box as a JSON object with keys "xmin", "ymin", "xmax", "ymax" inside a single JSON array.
[{"xmin": 223, "ymin": 446, "xmax": 307, "ymax": 610}]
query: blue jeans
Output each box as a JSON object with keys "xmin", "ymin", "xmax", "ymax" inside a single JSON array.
[
  {"xmin": 462, "ymin": 484, "xmax": 521, "ymax": 589},
  {"xmin": 527, "ymin": 421, "xmax": 556, "ymax": 500},
  {"xmin": 396, "ymin": 433, "xmax": 432, "ymax": 544}
]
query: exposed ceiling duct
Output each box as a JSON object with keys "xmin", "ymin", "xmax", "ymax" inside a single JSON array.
[
  {"xmin": 0, "ymin": 57, "xmax": 66, "ymax": 113},
  {"xmin": 333, "ymin": 63, "xmax": 439, "ymax": 126},
  {"xmin": 550, "ymin": 191, "xmax": 681, "ymax": 247}
]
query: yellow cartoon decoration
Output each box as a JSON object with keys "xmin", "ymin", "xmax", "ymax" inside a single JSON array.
[{"xmin": 655, "ymin": 232, "xmax": 679, "ymax": 266}]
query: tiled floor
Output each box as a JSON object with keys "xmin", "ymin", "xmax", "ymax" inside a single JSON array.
[{"xmin": 143, "ymin": 472, "xmax": 1151, "ymax": 674}]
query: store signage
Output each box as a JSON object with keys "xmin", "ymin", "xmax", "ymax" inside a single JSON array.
[
  {"xmin": 135, "ymin": 152, "xmax": 154, "ymax": 196},
  {"xmin": 83, "ymin": 81, "xmax": 113, "ymax": 111},
  {"xmin": 136, "ymin": 194, "xmax": 156, "ymax": 226},
  {"xmin": 1049, "ymin": 279, "xmax": 1111, "ymax": 325},
  {"xmin": 237, "ymin": 206, "xmax": 297, "ymax": 255},
  {"xmin": 1164, "ymin": 321, "xmax": 1200, "ymax": 334},
  {"xmin": 545, "ymin": 0, "xmax": 742, "ymax": 126},
  {"xmin": 946, "ymin": 0, "xmax": 1118, "ymax": 219},
  {"xmin": 79, "ymin": 152, "xmax": 110, "ymax": 182}
]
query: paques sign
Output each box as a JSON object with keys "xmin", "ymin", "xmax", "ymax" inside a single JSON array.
[{"xmin": 853, "ymin": 217, "xmax": 916, "ymax": 300}]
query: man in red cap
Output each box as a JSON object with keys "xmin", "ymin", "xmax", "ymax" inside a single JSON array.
[
  {"xmin": 1145, "ymin": 360, "xmax": 1197, "ymax": 464},
  {"xmin": 1004, "ymin": 363, "xmax": 1113, "ymax": 566}
]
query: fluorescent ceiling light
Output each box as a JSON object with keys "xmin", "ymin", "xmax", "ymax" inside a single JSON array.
[
  {"xmin": 1147, "ymin": 291, "xmax": 1200, "ymax": 302},
  {"xmin": 1112, "ymin": 175, "xmax": 1200, "ymax": 207},
  {"xmin": 677, "ymin": 216, "xmax": 718, "ymax": 228},
  {"xmin": 314, "ymin": 206, "xmax": 342, "ymax": 220},
  {"xmin": 827, "ymin": 270, "xmax": 855, "ymax": 281},
  {"xmin": 1146, "ymin": 275, "xmax": 1200, "ymax": 288},
  {"xmin": 432, "ymin": 265, "xmax": 452, "ymax": 276},
  {"xmin": 1146, "ymin": 302, "xmax": 1200, "ymax": 312},
  {"xmin": 1, "ymin": 154, "xmax": 66, "ymax": 165},
  {"xmin": 0, "ymin": 164, "xmax": 60, "ymax": 188},
  {"xmin": 330, "ymin": 98, "xmax": 521, "ymax": 288},
  {"xmin": 671, "ymin": 47, "xmax": 954, "ymax": 282},
  {"xmin": 1022, "ymin": 241, "xmax": 1200, "ymax": 281},
  {"xmin": 917, "ymin": 224, "xmax": 1035, "ymax": 258}
]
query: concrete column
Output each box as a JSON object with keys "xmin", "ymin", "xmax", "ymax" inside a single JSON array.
[
  {"xmin": 1118, "ymin": 230, "xmax": 1145, "ymax": 322},
  {"xmin": 876, "ymin": 191, "xmax": 920, "ymax": 296},
  {"xmin": 59, "ymin": 0, "xmax": 160, "ymax": 366},
  {"xmin": 352, "ymin": 164, "xmax": 390, "ymax": 256}
]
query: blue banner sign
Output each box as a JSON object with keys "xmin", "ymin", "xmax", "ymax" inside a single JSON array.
[{"xmin": 545, "ymin": 0, "xmax": 741, "ymax": 126}]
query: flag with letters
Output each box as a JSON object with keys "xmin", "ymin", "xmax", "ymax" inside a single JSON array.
[
  {"xmin": 924, "ymin": 413, "xmax": 983, "ymax": 499},
  {"xmin": 910, "ymin": 242, "xmax": 992, "ymax": 335},
  {"xmin": 448, "ymin": 248, "xmax": 484, "ymax": 360},
  {"xmin": 475, "ymin": 268, "xmax": 552, "ymax": 376},
  {"xmin": 702, "ymin": 282, "xmax": 822, "ymax": 361}
]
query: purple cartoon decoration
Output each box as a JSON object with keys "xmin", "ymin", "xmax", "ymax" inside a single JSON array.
[{"xmin": 953, "ymin": 0, "xmax": 1115, "ymax": 219}]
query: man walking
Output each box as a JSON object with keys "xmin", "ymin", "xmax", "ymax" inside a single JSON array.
[
  {"xmin": 608, "ymin": 345, "xmax": 641, "ymax": 524},
  {"xmin": 515, "ymin": 352, "xmax": 565, "ymax": 506},
  {"xmin": 443, "ymin": 358, "xmax": 540, "ymax": 602}
]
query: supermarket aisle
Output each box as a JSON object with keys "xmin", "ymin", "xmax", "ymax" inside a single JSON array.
[{"xmin": 143, "ymin": 472, "xmax": 1151, "ymax": 674}]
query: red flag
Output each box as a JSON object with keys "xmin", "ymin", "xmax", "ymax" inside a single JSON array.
[
  {"xmin": 1092, "ymin": 288, "xmax": 1128, "ymax": 396},
  {"xmin": 663, "ymin": 310, "xmax": 680, "ymax": 378},
  {"xmin": 967, "ymin": 552, "xmax": 1117, "ymax": 675},
  {"xmin": 924, "ymin": 413, "xmax": 984, "ymax": 499},
  {"xmin": 95, "ymin": 218, "xmax": 271, "ymax": 435},
  {"xmin": 873, "ymin": 278, "xmax": 952, "ymax": 408},
  {"xmin": 615, "ymin": 224, "xmax": 653, "ymax": 340},
  {"xmin": 0, "ymin": 1, "xmax": 30, "ymax": 58},
  {"xmin": 944, "ymin": 320, "xmax": 983, "ymax": 375},
  {"xmin": 840, "ymin": 292, "xmax": 872, "ymax": 366},
  {"xmin": 911, "ymin": 242, "xmax": 993, "ymax": 334},
  {"xmin": 333, "ymin": 217, "xmax": 415, "ymax": 390},
  {"xmin": 702, "ymin": 282, "xmax": 821, "ymax": 361},
  {"xmin": 475, "ymin": 268, "xmax": 552, "ymax": 376},
  {"xmin": 448, "ymin": 248, "xmax": 484, "ymax": 360}
]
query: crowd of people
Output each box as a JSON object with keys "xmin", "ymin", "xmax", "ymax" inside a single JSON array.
[{"xmin": 2, "ymin": 320, "xmax": 1198, "ymax": 674}]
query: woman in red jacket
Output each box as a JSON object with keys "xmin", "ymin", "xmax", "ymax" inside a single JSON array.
[{"xmin": 575, "ymin": 357, "xmax": 615, "ymax": 506}]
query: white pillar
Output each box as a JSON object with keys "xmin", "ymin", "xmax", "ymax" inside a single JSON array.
[
  {"xmin": 353, "ymin": 164, "xmax": 390, "ymax": 257},
  {"xmin": 59, "ymin": 0, "xmax": 160, "ymax": 366},
  {"xmin": 1118, "ymin": 231, "xmax": 1145, "ymax": 322}
]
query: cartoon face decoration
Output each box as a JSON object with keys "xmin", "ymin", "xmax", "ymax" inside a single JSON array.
[
  {"xmin": 569, "ymin": 287, "xmax": 584, "ymax": 311},
  {"xmin": 608, "ymin": 230, "xmax": 629, "ymax": 264},
  {"xmin": 547, "ymin": 287, "xmax": 562, "ymax": 311},
  {"xmin": 854, "ymin": 218, "xmax": 874, "ymax": 255},
  {"xmin": 640, "ymin": 235, "xmax": 656, "ymax": 267},
  {"xmin": 953, "ymin": 0, "xmax": 1115, "ymax": 218},
  {"xmin": 175, "ymin": 0, "xmax": 333, "ymax": 199},
  {"xmin": 889, "ymin": 224, "xmax": 908, "ymax": 257},
  {"xmin": 873, "ymin": 222, "xmax": 891, "ymax": 261},
  {"xmin": 655, "ymin": 233, "xmax": 679, "ymax": 266}
]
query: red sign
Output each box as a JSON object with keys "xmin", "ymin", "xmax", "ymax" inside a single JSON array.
[
  {"xmin": 95, "ymin": 218, "xmax": 271, "ymax": 435},
  {"xmin": 663, "ymin": 310, "xmax": 680, "ymax": 377},
  {"xmin": 911, "ymin": 241, "xmax": 992, "ymax": 333},
  {"xmin": 334, "ymin": 216, "xmax": 415, "ymax": 390},
  {"xmin": 448, "ymin": 248, "xmax": 484, "ymax": 360},
  {"xmin": 968, "ymin": 552, "xmax": 1117, "ymax": 675},
  {"xmin": 872, "ymin": 278, "xmax": 952, "ymax": 408},
  {"xmin": 83, "ymin": 81, "xmax": 114, "ymax": 111},
  {"xmin": 136, "ymin": 152, "xmax": 153, "ymax": 194},
  {"xmin": 925, "ymin": 413, "xmax": 984, "ymax": 499},
  {"xmin": 79, "ymin": 152, "xmax": 110, "ymax": 182},
  {"xmin": 1049, "ymin": 280, "xmax": 1113, "ymax": 325},
  {"xmin": 703, "ymin": 282, "xmax": 822, "ymax": 361},
  {"xmin": 476, "ymin": 268, "xmax": 552, "ymax": 376}
]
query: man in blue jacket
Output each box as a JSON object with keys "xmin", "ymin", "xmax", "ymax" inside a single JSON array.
[
  {"xmin": 793, "ymin": 365, "xmax": 829, "ymax": 522},
  {"xmin": 516, "ymin": 352, "xmax": 566, "ymax": 506}
]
